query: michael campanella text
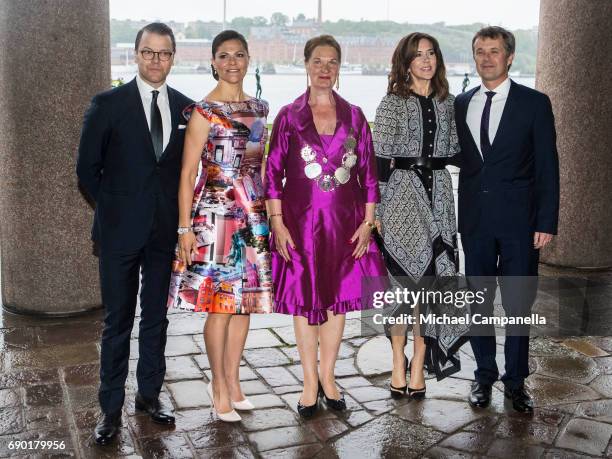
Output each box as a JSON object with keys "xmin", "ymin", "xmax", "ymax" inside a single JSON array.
[{"xmin": 372, "ymin": 313, "xmax": 547, "ymax": 327}]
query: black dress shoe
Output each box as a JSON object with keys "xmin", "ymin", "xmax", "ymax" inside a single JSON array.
[
  {"xmin": 318, "ymin": 381, "xmax": 347, "ymax": 411},
  {"xmin": 94, "ymin": 412, "xmax": 121, "ymax": 446},
  {"xmin": 135, "ymin": 392, "xmax": 175, "ymax": 425},
  {"xmin": 468, "ymin": 382, "xmax": 492, "ymax": 408},
  {"xmin": 297, "ymin": 400, "xmax": 318, "ymax": 418},
  {"xmin": 504, "ymin": 385, "xmax": 534, "ymax": 413}
]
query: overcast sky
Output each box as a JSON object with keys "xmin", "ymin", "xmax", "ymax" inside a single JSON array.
[{"xmin": 110, "ymin": 0, "xmax": 541, "ymax": 29}]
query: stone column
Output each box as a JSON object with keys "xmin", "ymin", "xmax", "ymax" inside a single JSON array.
[
  {"xmin": 537, "ymin": 0, "xmax": 612, "ymax": 268},
  {"xmin": 0, "ymin": 0, "xmax": 110, "ymax": 315}
]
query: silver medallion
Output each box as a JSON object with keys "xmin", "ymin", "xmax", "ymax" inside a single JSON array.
[
  {"xmin": 300, "ymin": 145, "xmax": 316, "ymax": 162},
  {"xmin": 304, "ymin": 162, "xmax": 322, "ymax": 179},
  {"xmin": 334, "ymin": 166, "xmax": 350, "ymax": 184},
  {"xmin": 318, "ymin": 174, "xmax": 335, "ymax": 192},
  {"xmin": 342, "ymin": 152, "xmax": 357, "ymax": 168}
]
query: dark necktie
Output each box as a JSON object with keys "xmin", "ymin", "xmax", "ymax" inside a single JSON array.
[
  {"xmin": 150, "ymin": 90, "xmax": 163, "ymax": 161},
  {"xmin": 480, "ymin": 90, "xmax": 496, "ymax": 156}
]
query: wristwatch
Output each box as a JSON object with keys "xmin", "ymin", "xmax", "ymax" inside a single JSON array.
[{"xmin": 177, "ymin": 227, "xmax": 192, "ymax": 235}]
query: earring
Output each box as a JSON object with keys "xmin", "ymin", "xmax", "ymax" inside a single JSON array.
[
  {"xmin": 306, "ymin": 73, "xmax": 310, "ymax": 88},
  {"xmin": 211, "ymin": 65, "xmax": 218, "ymax": 79},
  {"xmin": 336, "ymin": 75, "xmax": 340, "ymax": 90},
  {"xmin": 405, "ymin": 70, "xmax": 410, "ymax": 83}
]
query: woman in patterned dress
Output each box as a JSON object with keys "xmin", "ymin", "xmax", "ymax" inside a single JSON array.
[
  {"xmin": 168, "ymin": 31, "xmax": 272, "ymax": 422},
  {"xmin": 373, "ymin": 33, "xmax": 467, "ymax": 399}
]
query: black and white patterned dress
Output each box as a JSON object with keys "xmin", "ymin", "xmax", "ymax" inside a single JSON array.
[{"xmin": 373, "ymin": 92, "xmax": 468, "ymax": 380}]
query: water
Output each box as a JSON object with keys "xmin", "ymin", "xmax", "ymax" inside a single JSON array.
[{"xmin": 112, "ymin": 69, "xmax": 535, "ymax": 122}]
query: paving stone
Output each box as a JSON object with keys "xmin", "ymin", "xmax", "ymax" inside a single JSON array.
[
  {"xmin": 140, "ymin": 433, "xmax": 193, "ymax": 458},
  {"xmin": 346, "ymin": 386, "xmax": 390, "ymax": 403},
  {"xmin": 0, "ymin": 369, "xmax": 59, "ymax": 389},
  {"xmin": 336, "ymin": 376, "xmax": 372, "ymax": 389},
  {"xmin": 574, "ymin": 399, "xmax": 612, "ymax": 423},
  {"xmin": 165, "ymin": 335, "xmax": 201, "ymax": 356},
  {"xmin": 486, "ymin": 438, "xmax": 546, "ymax": 458},
  {"xmin": 0, "ymin": 388, "xmax": 22, "ymax": 408},
  {"xmin": 343, "ymin": 319, "xmax": 375, "ymax": 339},
  {"xmin": 356, "ymin": 336, "xmax": 393, "ymax": 376},
  {"xmin": 439, "ymin": 430, "xmax": 493, "ymax": 453},
  {"xmin": 348, "ymin": 337, "xmax": 368, "ymax": 347},
  {"xmin": 343, "ymin": 410, "xmax": 374, "ymax": 427},
  {"xmin": 0, "ymin": 407, "xmax": 24, "ymax": 435},
  {"xmin": 530, "ymin": 337, "xmax": 581, "ymax": 357},
  {"xmin": 243, "ymin": 348, "xmax": 291, "ymax": 367},
  {"xmin": 272, "ymin": 385, "xmax": 303, "ymax": 395},
  {"xmin": 555, "ymin": 418, "xmax": 612, "ymax": 456},
  {"xmin": 589, "ymin": 374, "xmax": 612, "ymax": 398},
  {"xmin": 279, "ymin": 346, "xmax": 301, "ymax": 363},
  {"xmin": 24, "ymin": 383, "xmax": 64, "ymax": 407},
  {"xmin": 335, "ymin": 359, "xmax": 359, "ymax": 377},
  {"xmin": 66, "ymin": 385, "xmax": 99, "ymax": 412},
  {"xmin": 248, "ymin": 394, "xmax": 285, "ymax": 409},
  {"xmin": 260, "ymin": 443, "xmax": 324, "ymax": 459},
  {"xmin": 330, "ymin": 414, "xmax": 445, "ymax": 458},
  {"xmin": 239, "ymin": 408, "xmax": 299, "ymax": 432},
  {"xmin": 541, "ymin": 448, "xmax": 596, "ymax": 459},
  {"xmin": 256, "ymin": 367, "xmax": 299, "ymax": 387},
  {"xmin": 165, "ymin": 356, "xmax": 204, "ymax": 381},
  {"xmin": 193, "ymin": 354, "xmax": 210, "ymax": 370},
  {"xmin": 362, "ymin": 397, "xmax": 409, "ymax": 416},
  {"xmin": 196, "ymin": 444, "xmax": 255, "ymax": 459},
  {"xmin": 273, "ymin": 326, "xmax": 297, "ymax": 345},
  {"xmin": 587, "ymin": 337, "xmax": 612, "ymax": 353},
  {"xmin": 422, "ymin": 446, "xmax": 473, "ymax": 458},
  {"xmin": 495, "ymin": 417, "xmax": 559, "ymax": 445},
  {"xmin": 594, "ymin": 356, "xmax": 612, "ymax": 375},
  {"xmin": 535, "ymin": 354, "xmax": 600, "ymax": 384},
  {"xmin": 167, "ymin": 313, "xmax": 204, "ymax": 336},
  {"xmin": 337, "ymin": 342, "xmax": 356, "ymax": 359},
  {"xmin": 308, "ymin": 417, "xmax": 349, "ymax": 441},
  {"xmin": 562, "ymin": 338, "xmax": 609, "ymax": 357},
  {"xmin": 36, "ymin": 323, "xmax": 102, "ymax": 347},
  {"xmin": 25, "ymin": 407, "xmax": 68, "ymax": 431},
  {"xmin": 525, "ymin": 375, "xmax": 601, "ymax": 406},
  {"xmin": 420, "ymin": 377, "xmax": 474, "ymax": 402},
  {"xmin": 247, "ymin": 425, "xmax": 317, "ymax": 452},
  {"xmin": 73, "ymin": 408, "xmax": 102, "ymax": 432},
  {"xmin": 62, "ymin": 363, "xmax": 99, "ymax": 386},
  {"xmin": 187, "ymin": 422, "xmax": 245, "ymax": 449},
  {"xmin": 462, "ymin": 415, "xmax": 499, "ymax": 433},
  {"xmin": 287, "ymin": 364, "xmax": 304, "ymax": 382},
  {"xmin": 244, "ymin": 329, "xmax": 283, "ymax": 349},
  {"xmin": 167, "ymin": 380, "xmax": 211, "ymax": 409},
  {"xmin": 240, "ymin": 379, "xmax": 269, "ymax": 396},
  {"xmin": 392, "ymin": 399, "xmax": 486, "ymax": 433}
]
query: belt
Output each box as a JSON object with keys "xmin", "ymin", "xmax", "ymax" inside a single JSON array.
[{"xmin": 390, "ymin": 157, "xmax": 451, "ymax": 170}]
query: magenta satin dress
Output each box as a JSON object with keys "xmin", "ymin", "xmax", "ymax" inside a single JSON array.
[{"xmin": 264, "ymin": 90, "xmax": 387, "ymax": 325}]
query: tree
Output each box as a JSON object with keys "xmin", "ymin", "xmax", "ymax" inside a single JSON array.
[
  {"xmin": 294, "ymin": 13, "xmax": 306, "ymax": 23},
  {"xmin": 270, "ymin": 12, "xmax": 289, "ymax": 27},
  {"xmin": 253, "ymin": 16, "xmax": 268, "ymax": 26}
]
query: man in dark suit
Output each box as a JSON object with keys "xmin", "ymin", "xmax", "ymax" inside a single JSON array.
[
  {"xmin": 454, "ymin": 26, "xmax": 559, "ymax": 413},
  {"xmin": 77, "ymin": 23, "xmax": 193, "ymax": 444}
]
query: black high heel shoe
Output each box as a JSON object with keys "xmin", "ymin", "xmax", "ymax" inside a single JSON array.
[
  {"xmin": 389, "ymin": 356, "xmax": 409, "ymax": 399},
  {"xmin": 407, "ymin": 358, "xmax": 426, "ymax": 399},
  {"xmin": 318, "ymin": 381, "xmax": 346, "ymax": 411},
  {"xmin": 297, "ymin": 399, "xmax": 318, "ymax": 418}
]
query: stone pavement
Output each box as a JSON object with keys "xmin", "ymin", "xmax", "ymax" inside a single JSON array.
[{"xmin": 1, "ymin": 268, "xmax": 612, "ymax": 458}]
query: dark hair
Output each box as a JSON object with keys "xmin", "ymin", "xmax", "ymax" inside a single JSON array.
[
  {"xmin": 387, "ymin": 32, "xmax": 449, "ymax": 101},
  {"xmin": 472, "ymin": 26, "xmax": 516, "ymax": 55},
  {"xmin": 304, "ymin": 35, "xmax": 342, "ymax": 62},
  {"xmin": 135, "ymin": 22, "xmax": 176, "ymax": 52},
  {"xmin": 211, "ymin": 30, "xmax": 250, "ymax": 80}
]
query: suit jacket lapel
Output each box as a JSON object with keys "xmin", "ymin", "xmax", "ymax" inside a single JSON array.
[
  {"xmin": 461, "ymin": 86, "xmax": 483, "ymax": 163},
  {"xmin": 128, "ymin": 78, "xmax": 157, "ymax": 160},
  {"xmin": 490, "ymin": 80, "xmax": 517, "ymax": 151},
  {"xmin": 159, "ymin": 86, "xmax": 179, "ymax": 161}
]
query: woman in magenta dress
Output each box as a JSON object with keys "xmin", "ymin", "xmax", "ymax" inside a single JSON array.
[{"xmin": 264, "ymin": 35, "xmax": 387, "ymax": 417}]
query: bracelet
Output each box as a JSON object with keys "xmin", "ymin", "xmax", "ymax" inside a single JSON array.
[
  {"xmin": 363, "ymin": 220, "xmax": 375, "ymax": 231},
  {"xmin": 269, "ymin": 213, "xmax": 283, "ymax": 218},
  {"xmin": 177, "ymin": 227, "xmax": 192, "ymax": 235}
]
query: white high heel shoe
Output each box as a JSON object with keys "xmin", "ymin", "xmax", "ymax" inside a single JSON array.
[
  {"xmin": 231, "ymin": 398, "xmax": 255, "ymax": 411},
  {"xmin": 207, "ymin": 383, "xmax": 241, "ymax": 422}
]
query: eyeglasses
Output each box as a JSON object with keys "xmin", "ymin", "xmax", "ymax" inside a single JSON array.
[{"xmin": 140, "ymin": 50, "xmax": 174, "ymax": 61}]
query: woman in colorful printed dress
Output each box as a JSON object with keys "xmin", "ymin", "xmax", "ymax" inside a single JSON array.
[
  {"xmin": 373, "ymin": 33, "xmax": 466, "ymax": 400},
  {"xmin": 168, "ymin": 31, "xmax": 272, "ymax": 423},
  {"xmin": 265, "ymin": 35, "xmax": 387, "ymax": 418}
]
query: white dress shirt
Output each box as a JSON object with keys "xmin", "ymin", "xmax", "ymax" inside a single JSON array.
[
  {"xmin": 466, "ymin": 77, "xmax": 511, "ymax": 157},
  {"xmin": 136, "ymin": 74, "xmax": 172, "ymax": 152}
]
